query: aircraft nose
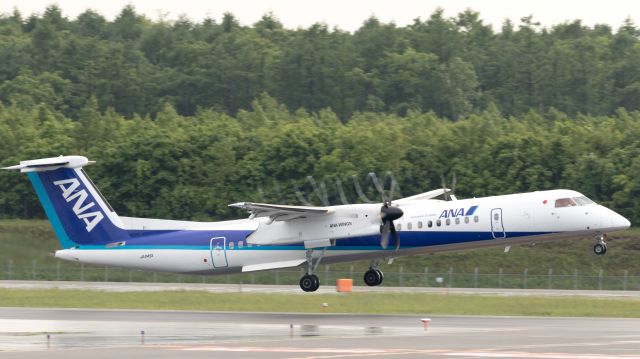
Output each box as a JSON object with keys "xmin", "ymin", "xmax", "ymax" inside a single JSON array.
[
  {"xmin": 605, "ymin": 208, "xmax": 631, "ymax": 231},
  {"xmin": 612, "ymin": 213, "xmax": 631, "ymax": 230}
]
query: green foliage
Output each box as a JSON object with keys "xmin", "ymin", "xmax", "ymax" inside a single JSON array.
[
  {"xmin": 1, "ymin": 96, "xmax": 640, "ymax": 223},
  {"xmin": 2, "ymin": 7, "xmax": 640, "ymax": 118},
  {"xmin": 0, "ymin": 6, "xmax": 639, "ymax": 225}
]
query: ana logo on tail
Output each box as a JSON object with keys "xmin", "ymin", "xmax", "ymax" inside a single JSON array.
[{"xmin": 53, "ymin": 178, "xmax": 104, "ymax": 232}]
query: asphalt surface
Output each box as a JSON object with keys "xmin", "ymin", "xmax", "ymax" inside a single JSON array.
[
  {"xmin": 0, "ymin": 308, "xmax": 639, "ymax": 359},
  {"xmin": 2, "ymin": 280, "xmax": 640, "ymax": 298}
]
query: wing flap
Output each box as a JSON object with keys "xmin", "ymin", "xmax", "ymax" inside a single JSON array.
[{"xmin": 242, "ymin": 259, "xmax": 306, "ymax": 272}]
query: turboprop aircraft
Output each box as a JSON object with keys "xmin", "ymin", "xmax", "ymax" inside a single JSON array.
[{"xmin": 3, "ymin": 156, "xmax": 631, "ymax": 292}]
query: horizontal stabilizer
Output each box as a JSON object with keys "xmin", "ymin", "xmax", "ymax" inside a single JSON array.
[
  {"xmin": 2, "ymin": 156, "xmax": 94, "ymax": 173},
  {"xmin": 229, "ymin": 202, "xmax": 331, "ymax": 221},
  {"xmin": 242, "ymin": 259, "xmax": 306, "ymax": 272}
]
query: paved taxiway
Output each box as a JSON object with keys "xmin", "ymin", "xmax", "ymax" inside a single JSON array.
[
  {"xmin": 0, "ymin": 308, "xmax": 639, "ymax": 359},
  {"xmin": 2, "ymin": 280, "xmax": 640, "ymax": 298}
]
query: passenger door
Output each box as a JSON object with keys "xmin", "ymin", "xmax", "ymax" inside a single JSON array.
[
  {"xmin": 491, "ymin": 208, "xmax": 506, "ymax": 238},
  {"xmin": 210, "ymin": 237, "xmax": 229, "ymax": 268}
]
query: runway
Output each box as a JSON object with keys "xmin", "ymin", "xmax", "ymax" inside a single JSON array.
[
  {"xmin": 3, "ymin": 280, "xmax": 640, "ymax": 298},
  {"xmin": 0, "ymin": 308, "xmax": 639, "ymax": 358}
]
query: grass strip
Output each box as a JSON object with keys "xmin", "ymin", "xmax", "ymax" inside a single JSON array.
[{"xmin": 0, "ymin": 288, "xmax": 639, "ymax": 317}]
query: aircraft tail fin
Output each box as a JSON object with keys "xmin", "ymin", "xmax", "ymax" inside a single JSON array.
[{"xmin": 3, "ymin": 156, "xmax": 127, "ymax": 248}]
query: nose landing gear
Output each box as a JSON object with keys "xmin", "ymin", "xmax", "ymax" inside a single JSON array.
[
  {"xmin": 364, "ymin": 269, "xmax": 384, "ymax": 286},
  {"xmin": 593, "ymin": 234, "xmax": 608, "ymax": 256},
  {"xmin": 364, "ymin": 260, "xmax": 385, "ymax": 286}
]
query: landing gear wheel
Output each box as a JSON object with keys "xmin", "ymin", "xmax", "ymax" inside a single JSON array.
[
  {"xmin": 300, "ymin": 274, "xmax": 320, "ymax": 292},
  {"xmin": 375, "ymin": 269, "xmax": 384, "ymax": 285},
  {"xmin": 364, "ymin": 269, "xmax": 383, "ymax": 286},
  {"xmin": 594, "ymin": 242, "xmax": 607, "ymax": 256}
]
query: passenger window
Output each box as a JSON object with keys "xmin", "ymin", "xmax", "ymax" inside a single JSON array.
[
  {"xmin": 238, "ymin": 241, "xmax": 244, "ymax": 248},
  {"xmin": 229, "ymin": 242, "xmax": 235, "ymax": 249},
  {"xmin": 428, "ymin": 220, "xmax": 433, "ymax": 228},
  {"xmin": 397, "ymin": 224, "xmax": 402, "ymax": 230},
  {"xmin": 446, "ymin": 218, "xmax": 451, "ymax": 226},
  {"xmin": 418, "ymin": 221, "xmax": 423, "ymax": 229},
  {"xmin": 455, "ymin": 217, "xmax": 460, "ymax": 225},
  {"xmin": 474, "ymin": 215, "xmax": 479, "ymax": 223},
  {"xmin": 464, "ymin": 217, "xmax": 470, "ymax": 224},
  {"xmin": 407, "ymin": 222, "xmax": 412, "ymax": 230},
  {"xmin": 436, "ymin": 219, "xmax": 441, "ymax": 227},
  {"xmin": 555, "ymin": 198, "xmax": 577, "ymax": 208}
]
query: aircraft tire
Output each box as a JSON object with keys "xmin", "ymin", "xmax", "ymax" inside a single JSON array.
[
  {"xmin": 300, "ymin": 274, "xmax": 320, "ymax": 292},
  {"xmin": 375, "ymin": 269, "xmax": 384, "ymax": 285},
  {"xmin": 364, "ymin": 269, "xmax": 383, "ymax": 286},
  {"xmin": 311, "ymin": 274, "xmax": 320, "ymax": 291},
  {"xmin": 593, "ymin": 243, "xmax": 607, "ymax": 255}
]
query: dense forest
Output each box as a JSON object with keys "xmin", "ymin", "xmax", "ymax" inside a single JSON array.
[
  {"xmin": 2, "ymin": 6, "xmax": 640, "ymax": 119},
  {"xmin": 0, "ymin": 6, "xmax": 639, "ymax": 224}
]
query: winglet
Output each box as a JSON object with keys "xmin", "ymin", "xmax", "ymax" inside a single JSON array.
[{"xmin": 2, "ymin": 156, "xmax": 94, "ymax": 173}]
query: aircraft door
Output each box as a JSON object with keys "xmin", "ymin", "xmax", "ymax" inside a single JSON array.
[
  {"xmin": 210, "ymin": 237, "xmax": 229, "ymax": 268},
  {"xmin": 491, "ymin": 208, "xmax": 506, "ymax": 238}
]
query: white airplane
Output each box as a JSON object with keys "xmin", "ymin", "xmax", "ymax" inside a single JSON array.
[{"xmin": 3, "ymin": 156, "xmax": 631, "ymax": 292}]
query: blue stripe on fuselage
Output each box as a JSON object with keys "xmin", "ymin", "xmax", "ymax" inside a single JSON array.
[{"xmin": 72, "ymin": 230, "xmax": 551, "ymax": 251}]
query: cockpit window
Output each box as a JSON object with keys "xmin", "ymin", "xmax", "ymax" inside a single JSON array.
[
  {"xmin": 573, "ymin": 196, "xmax": 594, "ymax": 206},
  {"xmin": 555, "ymin": 198, "xmax": 577, "ymax": 208}
]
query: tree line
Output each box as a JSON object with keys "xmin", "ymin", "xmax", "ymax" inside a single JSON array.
[
  {"xmin": 1, "ymin": 6, "xmax": 640, "ymax": 120},
  {"xmin": 0, "ymin": 6, "xmax": 639, "ymax": 225},
  {"xmin": 1, "ymin": 96, "xmax": 639, "ymax": 224}
]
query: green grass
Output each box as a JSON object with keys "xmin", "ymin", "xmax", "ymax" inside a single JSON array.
[{"xmin": 0, "ymin": 288, "xmax": 639, "ymax": 317}]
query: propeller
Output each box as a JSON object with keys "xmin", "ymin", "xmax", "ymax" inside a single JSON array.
[
  {"xmin": 441, "ymin": 173, "xmax": 458, "ymax": 201},
  {"xmin": 378, "ymin": 175, "xmax": 403, "ymax": 250},
  {"xmin": 380, "ymin": 201, "xmax": 403, "ymax": 250}
]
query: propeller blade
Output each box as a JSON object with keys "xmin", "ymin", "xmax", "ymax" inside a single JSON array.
[
  {"xmin": 450, "ymin": 173, "xmax": 457, "ymax": 201},
  {"xmin": 380, "ymin": 220, "xmax": 391, "ymax": 249},
  {"xmin": 390, "ymin": 222, "xmax": 400, "ymax": 251},
  {"xmin": 380, "ymin": 203, "xmax": 403, "ymax": 250},
  {"xmin": 368, "ymin": 172, "xmax": 387, "ymax": 203},
  {"xmin": 388, "ymin": 174, "xmax": 396, "ymax": 204},
  {"xmin": 440, "ymin": 174, "xmax": 449, "ymax": 201}
]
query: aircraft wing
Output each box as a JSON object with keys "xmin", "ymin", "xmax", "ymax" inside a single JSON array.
[
  {"xmin": 229, "ymin": 202, "xmax": 332, "ymax": 221},
  {"xmin": 394, "ymin": 188, "xmax": 451, "ymax": 203}
]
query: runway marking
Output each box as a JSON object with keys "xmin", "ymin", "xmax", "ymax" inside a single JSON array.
[
  {"xmin": 443, "ymin": 351, "xmax": 640, "ymax": 359},
  {"xmin": 173, "ymin": 346, "xmax": 640, "ymax": 359},
  {"xmin": 179, "ymin": 346, "xmax": 429, "ymax": 354}
]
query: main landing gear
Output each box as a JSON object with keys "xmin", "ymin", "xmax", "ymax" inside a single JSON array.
[
  {"xmin": 299, "ymin": 248, "xmax": 325, "ymax": 292},
  {"xmin": 299, "ymin": 273, "xmax": 320, "ymax": 292},
  {"xmin": 593, "ymin": 234, "xmax": 608, "ymax": 256},
  {"xmin": 364, "ymin": 261, "xmax": 384, "ymax": 286}
]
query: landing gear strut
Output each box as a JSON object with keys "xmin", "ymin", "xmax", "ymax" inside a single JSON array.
[
  {"xmin": 364, "ymin": 261, "xmax": 384, "ymax": 286},
  {"xmin": 299, "ymin": 248, "xmax": 324, "ymax": 292},
  {"xmin": 593, "ymin": 234, "xmax": 608, "ymax": 256}
]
